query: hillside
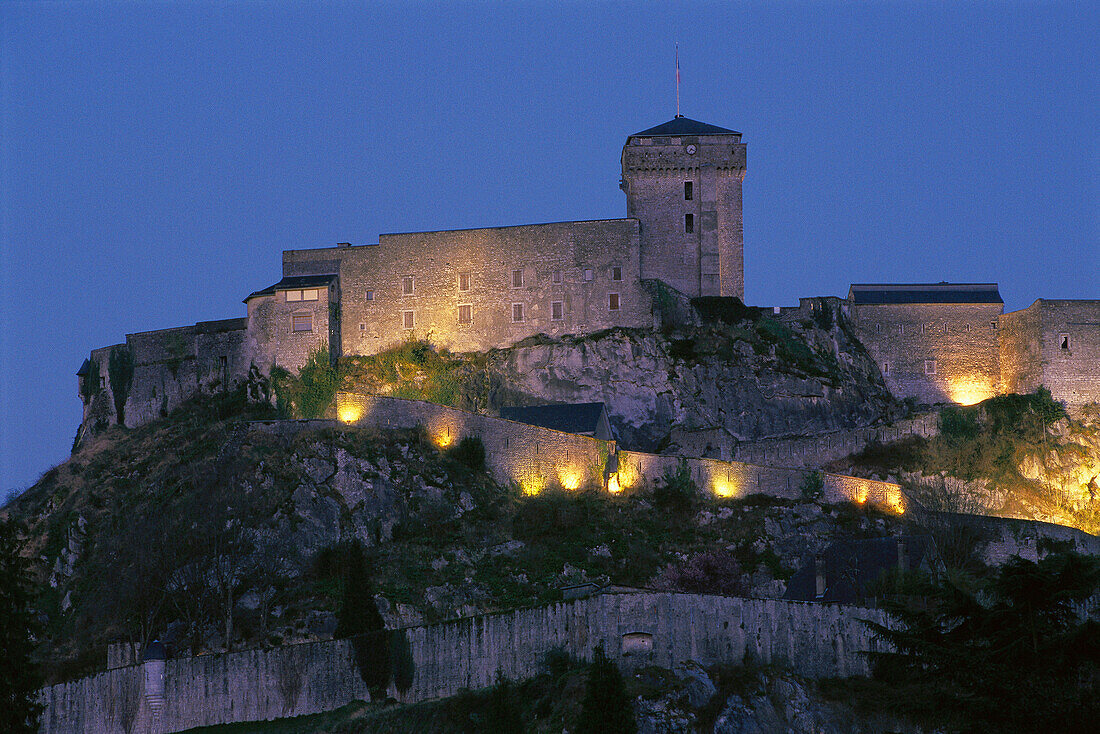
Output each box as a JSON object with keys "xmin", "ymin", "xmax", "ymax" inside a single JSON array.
[{"xmin": 5, "ymin": 389, "xmax": 906, "ymax": 685}]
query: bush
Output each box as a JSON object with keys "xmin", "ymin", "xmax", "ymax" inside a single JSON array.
[
  {"xmin": 448, "ymin": 436, "xmax": 486, "ymax": 472},
  {"xmin": 651, "ymin": 549, "xmax": 746, "ymax": 596},
  {"xmin": 798, "ymin": 471, "xmax": 824, "ymax": 501},
  {"xmin": 655, "ymin": 460, "xmax": 696, "ymax": 512},
  {"xmin": 108, "ymin": 347, "xmax": 134, "ymax": 425},
  {"xmin": 576, "ymin": 645, "xmax": 636, "ymax": 734},
  {"xmin": 484, "ymin": 672, "xmax": 524, "ymax": 734}
]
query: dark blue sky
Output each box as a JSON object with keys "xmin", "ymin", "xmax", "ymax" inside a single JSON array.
[{"xmin": 2, "ymin": 1, "xmax": 1097, "ymax": 494}]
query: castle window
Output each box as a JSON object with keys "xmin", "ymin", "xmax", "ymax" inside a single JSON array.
[
  {"xmin": 883, "ymin": 361, "xmax": 891, "ymax": 376},
  {"xmin": 292, "ymin": 313, "xmax": 312, "ymax": 332},
  {"xmin": 1060, "ymin": 333, "xmax": 1070, "ymax": 350},
  {"xmin": 364, "ymin": 290, "xmax": 374, "ymax": 301},
  {"xmin": 402, "ymin": 310, "xmax": 415, "ymax": 329},
  {"xmin": 584, "ymin": 269, "xmax": 593, "ymax": 282},
  {"xmin": 402, "ymin": 276, "xmax": 414, "ymax": 296},
  {"xmin": 458, "ymin": 304, "xmax": 472, "ymax": 324},
  {"xmin": 609, "ymin": 293, "xmax": 620, "ymax": 311},
  {"xmin": 924, "ymin": 360, "xmax": 937, "ymax": 375},
  {"xmin": 552, "ymin": 301, "xmax": 564, "ymax": 321},
  {"xmin": 459, "ymin": 273, "xmax": 471, "ymax": 291},
  {"xmin": 898, "ymin": 325, "xmax": 904, "ymax": 335},
  {"xmin": 512, "ymin": 303, "xmax": 525, "ymax": 323},
  {"xmin": 964, "ymin": 323, "xmax": 971, "ymax": 332},
  {"xmin": 552, "ymin": 269, "xmax": 562, "ymax": 284},
  {"xmin": 512, "ymin": 269, "xmax": 523, "ymax": 288},
  {"xmin": 612, "ymin": 266, "xmax": 622, "ymax": 281},
  {"xmin": 684, "ymin": 181, "xmax": 693, "ymax": 200},
  {"xmin": 990, "ymin": 321, "xmax": 998, "ymax": 331},
  {"xmin": 285, "ymin": 289, "xmax": 319, "ymax": 302},
  {"xmin": 359, "ymin": 323, "xmax": 366, "ymax": 331},
  {"xmin": 684, "ymin": 213, "xmax": 694, "ymax": 233}
]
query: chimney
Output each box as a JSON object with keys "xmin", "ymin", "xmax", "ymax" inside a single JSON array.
[
  {"xmin": 814, "ymin": 553, "xmax": 826, "ymax": 598},
  {"xmin": 337, "ymin": 242, "xmax": 351, "ymax": 248}
]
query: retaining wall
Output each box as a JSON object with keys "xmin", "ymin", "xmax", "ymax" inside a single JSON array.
[{"xmin": 38, "ymin": 592, "xmax": 890, "ymax": 734}]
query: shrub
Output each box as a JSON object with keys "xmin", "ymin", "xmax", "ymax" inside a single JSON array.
[
  {"xmin": 798, "ymin": 470, "xmax": 824, "ymax": 501},
  {"xmin": 333, "ymin": 541, "xmax": 390, "ymax": 700},
  {"xmin": 484, "ymin": 672, "xmax": 523, "ymax": 734},
  {"xmin": 448, "ymin": 436, "xmax": 486, "ymax": 472},
  {"xmin": 651, "ymin": 549, "xmax": 746, "ymax": 596},
  {"xmin": 654, "ymin": 460, "xmax": 696, "ymax": 512},
  {"xmin": 108, "ymin": 346, "xmax": 134, "ymax": 425},
  {"xmin": 576, "ymin": 645, "xmax": 636, "ymax": 734}
]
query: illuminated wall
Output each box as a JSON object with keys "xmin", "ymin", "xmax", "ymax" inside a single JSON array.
[{"xmin": 1001, "ymin": 299, "xmax": 1100, "ymax": 407}]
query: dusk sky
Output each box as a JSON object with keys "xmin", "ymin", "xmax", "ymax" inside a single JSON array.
[{"xmin": 2, "ymin": 1, "xmax": 1097, "ymax": 495}]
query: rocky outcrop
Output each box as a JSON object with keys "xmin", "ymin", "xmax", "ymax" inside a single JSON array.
[{"xmin": 479, "ymin": 316, "xmax": 898, "ymax": 455}]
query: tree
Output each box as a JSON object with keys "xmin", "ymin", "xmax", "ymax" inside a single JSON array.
[
  {"xmin": 0, "ymin": 519, "xmax": 43, "ymax": 733},
  {"xmin": 108, "ymin": 346, "xmax": 134, "ymax": 425},
  {"xmin": 865, "ymin": 551, "xmax": 1100, "ymax": 732},
  {"xmin": 576, "ymin": 645, "xmax": 636, "ymax": 734},
  {"xmin": 334, "ymin": 541, "xmax": 390, "ymax": 700},
  {"xmin": 483, "ymin": 671, "xmax": 523, "ymax": 733}
]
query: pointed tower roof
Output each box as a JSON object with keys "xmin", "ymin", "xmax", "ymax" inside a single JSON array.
[{"xmin": 632, "ymin": 116, "xmax": 740, "ymax": 137}]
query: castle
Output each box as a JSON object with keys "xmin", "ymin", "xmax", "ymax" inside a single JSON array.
[{"xmin": 77, "ymin": 115, "xmax": 1099, "ymax": 433}]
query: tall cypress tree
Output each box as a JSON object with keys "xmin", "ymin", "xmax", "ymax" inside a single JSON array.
[
  {"xmin": 0, "ymin": 519, "xmax": 43, "ymax": 734},
  {"xmin": 576, "ymin": 645, "xmax": 636, "ymax": 734},
  {"xmin": 333, "ymin": 541, "xmax": 390, "ymax": 700}
]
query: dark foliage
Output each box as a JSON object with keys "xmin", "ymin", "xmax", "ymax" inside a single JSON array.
[
  {"xmin": 654, "ymin": 460, "xmax": 697, "ymax": 513},
  {"xmin": 333, "ymin": 541, "xmax": 390, "ymax": 699},
  {"xmin": 448, "ymin": 436, "xmax": 486, "ymax": 473},
  {"xmin": 651, "ymin": 549, "xmax": 746, "ymax": 596},
  {"xmin": 390, "ymin": 629, "xmax": 416, "ymax": 697},
  {"xmin": 108, "ymin": 346, "xmax": 134, "ymax": 425},
  {"xmin": 576, "ymin": 645, "xmax": 636, "ymax": 734},
  {"xmin": 483, "ymin": 672, "xmax": 524, "ymax": 733},
  {"xmin": 863, "ymin": 551, "xmax": 1100, "ymax": 732},
  {"xmin": 0, "ymin": 519, "xmax": 43, "ymax": 733},
  {"xmin": 798, "ymin": 470, "xmax": 824, "ymax": 501},
  {"xmin": 690, "ymin": 296, "xmax": 762, "ymax": 324}
]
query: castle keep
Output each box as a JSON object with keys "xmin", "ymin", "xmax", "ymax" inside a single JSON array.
[{"xmin": 77, "ymin": 116, "xmax": 1099, "ymax": 432}]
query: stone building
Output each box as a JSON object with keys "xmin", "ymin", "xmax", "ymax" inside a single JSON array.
[{"xmin": 1000, "ymin": 299, "xmax": 1100, "ymax": 407}]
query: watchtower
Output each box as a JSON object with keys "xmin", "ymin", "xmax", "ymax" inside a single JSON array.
[{"xmin": 621, "ymin": 116, "xmax": 746, "ymax": 299}]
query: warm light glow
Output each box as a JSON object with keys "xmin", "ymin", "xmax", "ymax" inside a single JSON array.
[
  {"xmin": 519, "ymin": 476, "xmax": 545, "ymax": 496},
  {"xmin": 887, "ymin": 488, "xmax": 906, "ymax": 514},
  {"xmin": 854, "ymin": 487, "xmax": 869, "ymax": 505},
  {"xmin": 607, "ymin": 474, "xmax": 622, "ymax": 494},
  {"xmin": 337, "ymin": 403, "xmax": 362, "ymax": 424},
  {"xmin": 434, "ymin": 430, "xmax": 453, "ymax": 448},
  {"xmin": 712, "ymin": 479, "xmax": 738, "ymax": 499},
  {"xmin": 947, "ymin": 376, "xmax": 995, "ymax": 406},
  {"xmin": 615, "ymin": 463, "xmax": 639, "ymax": 491},
  {"xmin": 560, "ymin": 471, "xmax": 581, "ymax": 491}
]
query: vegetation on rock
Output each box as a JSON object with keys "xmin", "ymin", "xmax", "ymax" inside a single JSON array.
[{"xmin": 0, "ymin": 519, "xmax": 43, "ymax": 734}]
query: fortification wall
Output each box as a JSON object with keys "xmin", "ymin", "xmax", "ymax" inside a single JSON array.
[
  {"xmin": 997, "ymin": 302, "xmax": 1042, "ymax": 396},
  {"xmin": 38, "ymin": 592, "xmax": 889, "ymax": 734},
  {"xmin": 849, "ymin": 302, "xmax": 1002, "ymax": 406},
  {"xmin": 334, "ymin": 393, "xmax": 907, "ymax": 512},
  {"xmin": 672, "ymin": 413, "xmax": 939, "ymax": 469},
  {"xmin": 283, "ymin": 220, "xmax": 652, "ymax": 359},
  {"xmin": 1036, "ymin": 300, "xmax": 1100, "ymax": 407}
]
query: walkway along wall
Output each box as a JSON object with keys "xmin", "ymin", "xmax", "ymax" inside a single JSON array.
[
  {"xmin": 38, "ymin": 592, "xmax": 891, "ymax": 734},
  {"xmin": 332, "ymin": 392, "xmax": 908, "ymax": 512}
]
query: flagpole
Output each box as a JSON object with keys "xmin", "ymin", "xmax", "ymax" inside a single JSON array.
[{"xmin": 675, "ymin": 44, "xmax": 681, "ymax": 117}]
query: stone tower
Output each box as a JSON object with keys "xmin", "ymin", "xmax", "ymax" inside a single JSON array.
[{"xmin": 621, "ymin": 116, "xmax": 746, "ymax": 299}]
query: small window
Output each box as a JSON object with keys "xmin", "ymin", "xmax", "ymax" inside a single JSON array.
[
  {"xmin": 552, "ymin": 269, "xmax": 562, "ymax": 284},
  {"xmin": 459, "ymin": 273, "xmax": 471, "ymax": 291},
  {"xmin": 285, "ymin": 290, "xmax": 301, "ymax": 302},
  {"xmin": 612, "ymin": 266, "xmax": 622, "ymax": 281},
  {"xmin": 292, "ymin": 314, "xmax": 312, "ymax": 332},
  {"xmin": 402, "ymin": 276, "xmax": 414, "ymax": 296},
  {"xmin": 364, "ymin": 290, "xmax": 374, "ymax": 301},
  {"xmin": 512, "ymin": 303, "xmax": 524, "ymax": 323},
  {"xmin": 609, "ymin": 293, "xmax": 620, "ymax": 311},
  {"xmin": 990, "ymin": 321, "xmax": 998, "ymax": 331},
  {"xmin": 924, "ymin": 360, "xmax": 937, "ymax": 375},
  {"xmin": 512, "ymin": 269, "xmax": 523, "ymax": 288},
  {"xmin": 301, "ymin": 289, "xmax": 319, "ymax": 301},
  {"xmin": 964, "ymin": 323, "xmax": 970, "ymax": 332},
  {"xmin": 551, "ymin": 301, "xmax": 564, "ymax": 321},
  {"xmin": 898, "ymin": 324, "xmax": 904, "ymax": 335},
  {"xmin": 1060, "ymin": 333, "xmax": 1070, "ymax": 350},
  {"xmin": 584, "ymin": 268, "xmax": 593, "ymax": 282},
  {"xmin": 883, "ymin": 361, "xmax": 891, "ymax": 376},
  {"xmin": 684, "ymin": 181, "xmax": 693, "ymax": 200},
  {"xmin": 402, "ymin": 310, "xmax": 414, "ymax": 329},
  {"xmin": 684, "ymin": 213, "xmax": 694, "ymax": 233},
  {"xmin": 359, "ymin": 323, "xmax": 366, "ymax": 331},
  {"xmin": 458, "ymin": 304, "xmax": 472, "ymax": 324}
]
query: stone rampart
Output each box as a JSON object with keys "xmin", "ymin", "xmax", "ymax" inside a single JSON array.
[
  {"xmin": 334, "ymin": 392, "xmax": 909, "ymax": 512},
  {"xmin": 38, "ymin": 592, "xmax": 889, "ymax": 734}
]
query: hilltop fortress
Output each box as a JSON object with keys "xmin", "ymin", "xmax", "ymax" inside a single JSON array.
[{"xmin": 77, "ymin": 116, "xmax": 1099, "ymax": 435}]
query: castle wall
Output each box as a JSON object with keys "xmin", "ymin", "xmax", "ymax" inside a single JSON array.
[
  {"xmin": 245, "ymin": 284, "xmax": 336, "ymax": 374},
  {"xmin": 998, "ymin": 301, "xmax": 1042, "ymax": 396},
  {"xmin": 38, "ymin": 593, "xmax": 890, "ymax": 734},
  {"xmin": 1035, "ymin": 300, "xmax": 1100, "ymax": 407},
  {"xmin": 621, "ymin": 133, "xmax": 746, "ymax": 299},
  {"xmin": 848, "ymin": 302, "xmax": 1003, "ymax": 405},
  {"xmin": 282, "ymin": 220, "xmax": 652, "ymax": 358}
]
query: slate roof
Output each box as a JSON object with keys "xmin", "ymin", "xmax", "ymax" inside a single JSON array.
[
  {"xmin": 849, "ymin": 283, "xmax": 1003, "ymax": 305},
  {"xmin": 76, "ymin": 358, "xmax": 91, "ymax": 377},
  {"xmin": 500, "ymin": 402, "xmax": 608, "ymax": 435},
  {"xmin": 244, "ymin": 274, "xmax": 337, "ymax": 302},
  {"xmin": 632, "ymin": 116, "xmax": 740, "ymax": 137},
  {"xmin": 783, "ymin": 535, "xmax": 939, "ymax": 604}
]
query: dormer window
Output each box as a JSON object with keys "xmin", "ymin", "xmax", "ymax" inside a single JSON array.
[{"xmin": 285, "ymin": 289, "xmax": 319, "ymax": 302}]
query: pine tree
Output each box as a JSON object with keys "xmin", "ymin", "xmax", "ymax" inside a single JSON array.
[
  {"xmin": 576, "ymin": 645, "xmax": 636, "ymax": 734},
  {"xmin": 333, "ymin": 541, "xmax": 390, "ymax": 701},
  {"xmin": 483, "ymin": 671, "xmax": 523, "ymax": 733},
  {"xmin": 0, "ymin": 519, "xmax": 43, "ymax": 734}
]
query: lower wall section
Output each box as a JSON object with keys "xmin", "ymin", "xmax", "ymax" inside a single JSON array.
[{"xmin": 38, "ymin": 593, "xmax": 890, "ymax": 734}]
